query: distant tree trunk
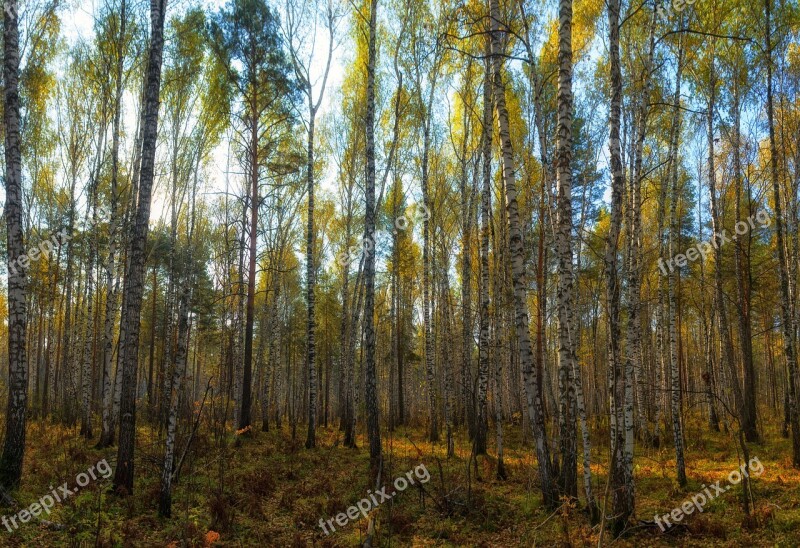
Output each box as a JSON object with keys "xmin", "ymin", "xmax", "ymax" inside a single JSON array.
[
  {"xmin": 668, "ymin": 41, "xmax": 687, "ymax": 488},
  {"xmin": 731, "ymin": 80, "xmax": 758, "ymax": 443},
  {"xmin": 158, "ymin": 175, "xmax": 197, "ymax": 517},
  {"xmin": 158, "ymin": 264, "xmax": 191, "ymax": 517},
  {"xmin": 475, "ymin": 51, "xmax": 492, "ymax": 456},
  {"xmin": 261, "ymin": 284, "xmax": 275, "ymax": 432},
  {"xmin": 305, "ymin": 113, "xmax": 317, "ymax": 449},
  {"xmin": 421, "ymin": 84, "xmax": 439, "ymax": 445},
  {"xmin": 113, "ymin": 0, "xmax": 167, "ymax": 495},
  {"xmin": 81, "ymin": 181, "xmax": 100, "ymax": 439},
  {"xmin": 440, "ymin": 248, "xmax": 455, "ymax": 458},
  {"xmin": 696, "ymin": 120, "xmax": 720, "ymax": 434},
  {"xmin": 0, "ymin": 0, "xmax": 28, "ymax": 490},
  {"xmin": 272, "ymin": 283, "xmax": 283, "ymax": 429},
  {"xmin": 363, "ymin": 0, "xmax": 382, "ymax": 475},
  {"xmin": 239, "ymin": 113, "xmax": 259, "ymax": 430},
  {"xmin": 339, "ymin": 202, "xmax": 353, "ymax": 433},
  {"xmin": 459, "ymin": 76, "xmax": 475, "ymax": 432},
  {"xmin": 147, "ymin": 266, "xmax": 158, "ymax": 419},
  {"xmin": 345, "ymin": 259, "xmax": 364, "ymax": 448},
  {"xmin": 98, "ymin": 0, "xmax": 126, "ymax": 449},
  {"xmin": 489, "ymin": 0, "xmax": 555, "ymax": 508},
  {"xmin": 390, "ymin": 186, "xmax": 399, "ymax": 432},
  {"xmin": 706, "ymin": 57, "xmax": 745, "ymax": 441},
  {"xmin": 61, "ymin": 188, "xmax": 77, "ymax": 424}
]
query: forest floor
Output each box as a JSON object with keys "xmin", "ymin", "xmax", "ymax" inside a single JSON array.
[{"xmin": 0, "ymin": 414, "xmax": 798, "ymax": 547}]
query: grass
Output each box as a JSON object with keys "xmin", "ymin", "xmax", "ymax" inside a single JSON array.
[{"xmin": 0, "ymin": 412, "xmax": 799, "ymax": 546}]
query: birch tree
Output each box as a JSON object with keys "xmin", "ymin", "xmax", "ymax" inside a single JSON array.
[
  {"xmin": 0, "ymin": 0, "xmax": 28, "ymax": 491},
  {"xmin": 113, "ymin": 0, "xmax": 167, "ymax": 495}
]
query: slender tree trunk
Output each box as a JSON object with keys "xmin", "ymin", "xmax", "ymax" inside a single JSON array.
[
  {"xmin": 364, "ymin": 0, "xmax": 382, "ymax": 475},
  {"xmin": 113, "ymin": 0, "xmax": 167, "ymax": 494},
  {"xmin": 766, "ymin": 0, "xmax": 800, "ymax": 466},
  {"xmin": 489, "ymin": 0, "xmax": 555, "ymax": 507},
  {"xmin": 731, "ymin": 82, "xmax": 758, "ymax": 442},
  {"xmin": 239, "ymin": 111, "xmax": 259, "ymax": 430},
  {"xmin": 98, "ymin": 0, "xmax": 126, "ymax": 448},
  {"xmin": 421, "ymin": 92, "xmax": 439, "ymax": 444},
  {"xmin": 441, "ymin": 249, "xmax": 455, "ymax": 458},
  {"xmin": 159, "ymin": 176, "xmax": 198, "ymax": 516},
  {"xmin": 668, "ymin": 42, "xmax": 687, "ymax": 488},
  {"xmin": 305, "ymin": 113, "xmax": 317, "ymax": 448},
  {"xmin": 555, "ymin": 0, "xmax": 578, "ymax": 500},
  {"xmin": 475, "ymin": 51, "xmax": 492, "ymax": 456},
  {"xmin": 706, "ymin": 57, "xmax": 745, "ymax": 440},
  {"xmin": 605, "ymin": 0, "xmax": 635, "ymax": 529}
]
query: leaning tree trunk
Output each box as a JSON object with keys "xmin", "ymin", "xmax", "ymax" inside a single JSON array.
[
  {"xmin": 488, "ymin": 0, "xmax": 555, "ymax": 508},
  {"xmin": 0, "ymin": 0, "xmax": 28, "ymax": 491},
  {"xmin": 113, "ymin": 0, "xmax": 167, "ymax": 495}
]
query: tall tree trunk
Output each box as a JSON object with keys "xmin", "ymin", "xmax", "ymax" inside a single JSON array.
[
  {"xmin": 305, "ymin": 112, "xmax": 317, "ymax": 448},
  {"xmin": 766, "ymin": 0, "xmax": 800, "ymax": 466},
  {"xmin": 489, "ymin": 0, "xmax": 555, "ymax": 508},
  {"xmin": 441, "ymin": 248, "xmax": 455, "ymax": 458},
  {"xmin": 113, "ymin": 0, "xmax": 167, "ymax": 494},
  {"xmin": 0, "ymin": 0, "xmax": 28, "ymax": 490},
  {"xmin": 706, "ymin": 56, "xmax": 745, "ymax": 441},
  {"xmin": 421, "ymin": 87, "xmax": 439, "ymax": 444},
  {"xmin": 98, "ymin": 0, "xmax": 126, "ymax": 448},
  {"xmin": 158, "ymin": 176, "xmax": 197, "ymax": 517},
  {"xmin": 731, "ymin": 80, "xmax": 759, "ymax": 442},
  {"xmin": 605, "ymin": 0, "xmax": 634, "ymax": 530},
  {"xmin": 668, "ymin": 42, "xmax": 687, "ymax": 488},
  {"xmin": 475, "ymin": 51, "xmax": 492, "ymax": 456},
  {"xmin": 239, "ymin": 112, "xmax": 259, "ymax": 430},
  {"xmin": 555, "ymin": 0, "xmax": 578, "ymax": 500},
  {"xmin": 363, "ymin": 0, "xmax": 382, "ymax": 475}
]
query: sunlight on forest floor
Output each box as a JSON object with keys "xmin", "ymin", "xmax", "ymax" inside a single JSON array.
[{"xmin": 1, "ymin": 415, "xmax": 799, "ymax": 546}]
